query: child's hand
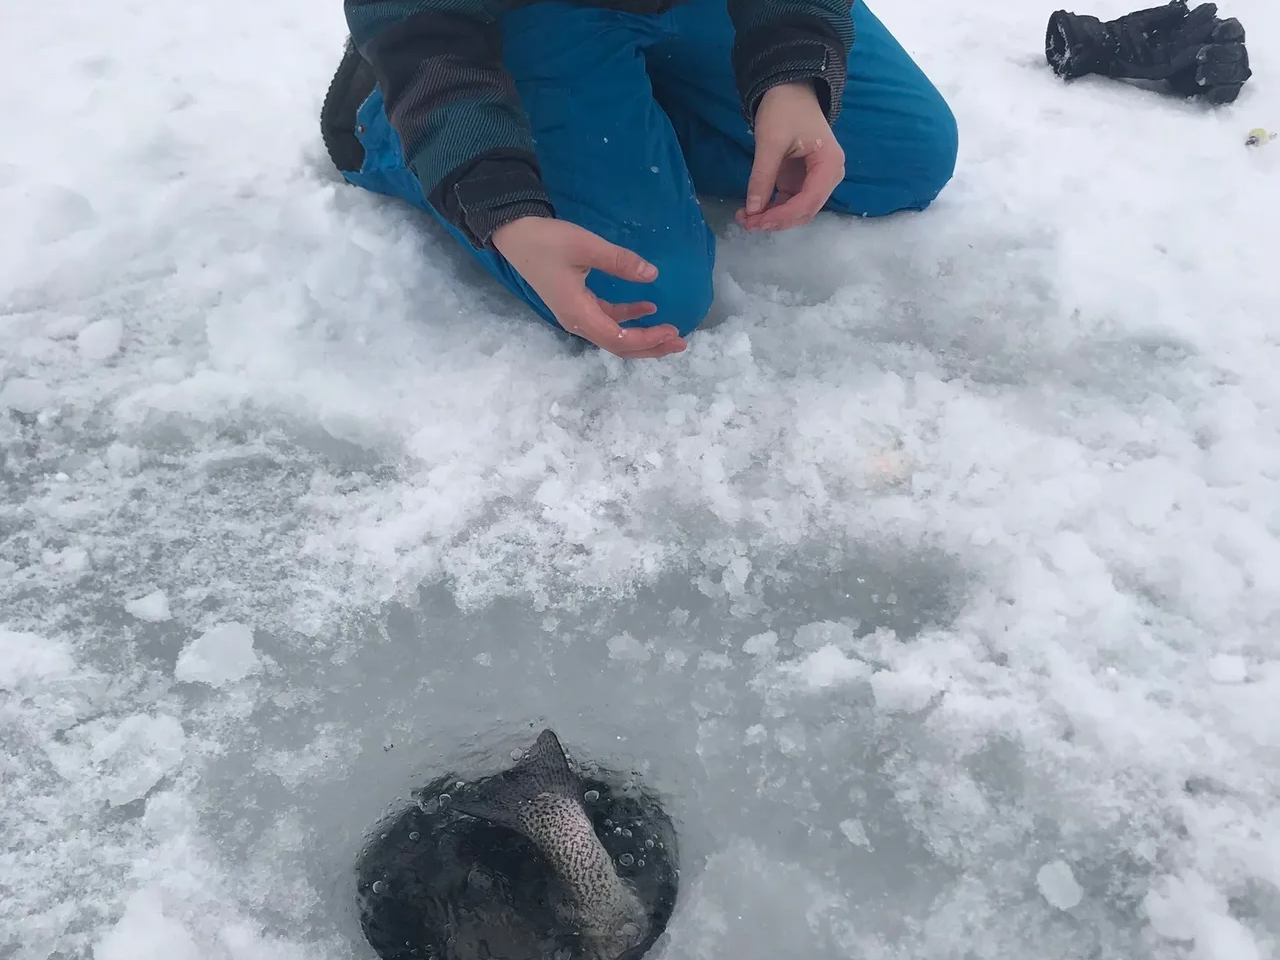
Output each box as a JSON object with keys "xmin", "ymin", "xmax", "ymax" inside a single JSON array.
[
  {"xmin": 738, "ymin": 81, "xmax": 846, "ymax": 232},
  {"xmin": 492, "ymin": 217, "xmax": 686, "ymax": 359}
]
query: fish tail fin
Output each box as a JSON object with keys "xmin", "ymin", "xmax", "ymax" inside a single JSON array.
[{"xmin": 451, "ymin": 729, "xmax": 581, "ymax": 832}]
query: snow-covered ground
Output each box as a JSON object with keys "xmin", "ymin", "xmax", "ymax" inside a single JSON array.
[{"xmin": 3, "ymin": 0, "xmax": 1279, "ymax": 958}]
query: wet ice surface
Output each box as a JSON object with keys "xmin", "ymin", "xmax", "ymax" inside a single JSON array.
[{"xmin": 3, "ymin": 1, "xmax": 1280, "ymax": 959}]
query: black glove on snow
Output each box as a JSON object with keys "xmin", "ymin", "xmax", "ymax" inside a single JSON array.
[{"xmin": 1045, "ymin": 0, "xmax": 1251, "ymax": 103}]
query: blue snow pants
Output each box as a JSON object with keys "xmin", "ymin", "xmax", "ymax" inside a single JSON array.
[{"xmin": 342, "ymin": 0, "xmax": 958, "ymax": 338}]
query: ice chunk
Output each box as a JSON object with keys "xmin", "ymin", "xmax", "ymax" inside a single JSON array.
[
  {"xmin": 105, "ymin": 442, "xmax": 142, "ymax": 475},
  {"xmin": 1142, "ymin": 873, "xmax": 1209, "ymax": 942},
  {"xmin": 76, "ymin": 316, "xmax": 124, "ymax": 361},
  {"xmin": 174, "ymin": 621, "xmax": 260, "ymax": 687},
  {"xmin": 18, "ymin": 334, "xmax": 56, "ymax": 359},
  {"xmin": 1144, "ymin": 884, "xmax": 1198, "ymax": 942},
  {"xmin": 791, "ymin": 645, "xmax": 871, "ymax": 689},
  {"xmin": 1207, "ymin": 654, "xmax": 1248, "ymax": 684},
  {"xmin": 722, "ymin": 556, "xmax": 751, "ymax": 597},
  {"xmin": 19, "ymin": 183, "xmax": 97, "ymax": 243},
  {"xmin": 1036, "ymin": 859, "xmax": 1083, "ymax": 911},
  {"xmin": 838, "ymin": 818, "xmax": 872, "ymax": 849},
  {"xmin": 1195, "ymin": 913, "xmax": 1261, "ymax": 960},
  {"xmin": 741, "ymin": 630, "xmax": 778, "ymax": 658},
  {"xmin": 47, "ymin": 545, "xmax": 89, "ymax": 573},
  {"xmin": 793, "ymin": 620, "xmax": 855, "ymax": 651},
  {"xmin": 90, "ymin": 714, "xmax": 187, "ymax": 806},
  {"xmin": 125, "ymin": 589, "xmax": 172, "ymax": 622},
  {"xmin": 45, "ymin": 313, "xmax": 90, "ymax": 339},
  {"xmin": 868, "ymin": 667, "xmax": 941, "ymax": 713},
  {"xmin": 775, "ymin": 721, "xmax": 806, "ymax": 755},
  {"xmin": 607, "ymin": 632, "xmax": 650, "ymax": 662},
  {"xmin": 0, "ymin": 377, "xmax": 52, "ymax": 412},
  {"xmin": 1143, "ymin": 874, "xmax": 1263, "ymax": 958},
  {"xmin": 0, "ymin": 629, "xmax": 74, "ymax": 688},
  {"xmin": 663, "ymin": 648, "xmax": 688, "ymax": 670},
  {"xmin": 94, "ymin": 888, "xmax": 201, "ymax": 960},
  {"xmin": 141, "ymin": 791, "xmax": 197, "ymax": 841},
  {"xmin": 698, "ymin": 651, "xmax": 732, "ymax": 672},
  {"xmin": 46, "ymin": 712, "xmax": 187, "ymax": 807}
]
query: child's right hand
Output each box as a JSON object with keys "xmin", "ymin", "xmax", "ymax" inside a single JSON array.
[{"xmin": 491, "ymin": 217, "xmax": 686, "ymax": 360}]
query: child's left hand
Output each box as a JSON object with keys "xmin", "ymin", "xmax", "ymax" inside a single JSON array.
[{"xmin": 738, "ymin": 81, "xmax": 845, "ymax": 233}]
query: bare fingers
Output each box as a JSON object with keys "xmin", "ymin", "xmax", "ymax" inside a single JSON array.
[
  {"xmin": 559, "ymin": 289, "xmax": 683, "ymax": 358},
  {"xmin": 596, "ymin": 296, "xmax": 658, "ymax": 324},
  {"xmin": 738, "ymin": 148, "xmax": 845, "ymax": 232}
]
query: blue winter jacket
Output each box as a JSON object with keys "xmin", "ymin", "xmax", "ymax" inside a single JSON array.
[{"xmin": 344, "ymin": 0, "xmax": 855, "ymax": 248}]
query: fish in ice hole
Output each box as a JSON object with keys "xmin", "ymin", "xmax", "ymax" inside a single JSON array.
[{"xmin": 357, "ymin": 727, "xmax": 678, "ymax": 960}]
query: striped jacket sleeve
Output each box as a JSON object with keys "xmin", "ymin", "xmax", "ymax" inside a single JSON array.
[
  {"xmin": 344, "ymin": 0, "xmax": 554, "ymax": 249},
  {"xmin": 727, "ymin": 0, "xmax": 856, "ymax": 127}
]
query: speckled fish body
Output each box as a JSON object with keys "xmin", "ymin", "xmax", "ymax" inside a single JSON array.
[{"xmin": 451, "ymin": 729, "xmax": 650, "ymax": 959}]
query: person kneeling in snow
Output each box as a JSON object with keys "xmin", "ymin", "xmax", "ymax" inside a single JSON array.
[{"xmin": 320, "ymin": 0, "xmax": 958, "ymax": 359}]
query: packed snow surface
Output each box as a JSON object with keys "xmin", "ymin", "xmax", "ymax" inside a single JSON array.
[{"xmin": 2, "ymin": 1, "xmax": 1279, "ymax": 959}]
